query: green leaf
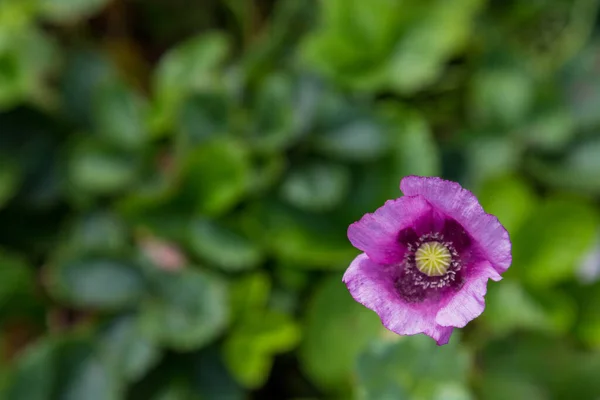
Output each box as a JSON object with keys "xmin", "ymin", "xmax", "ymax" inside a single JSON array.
[
  {"xmin": 480, "ymin": 335, "xmax": 600, "ymax": 400},
  {"xmin": 0, "ymin": 251, "xmax": 34, "ymax": 311},
  {"xmin": 512, "ymin": 196, "xmax": 598, "ymax": 286},
  {"xmin": 93, "ymin": 81, "xmax": 148, "ymax": 150},
  {"xmin": 67, "ymin": 138, "xmax": 141, "ymax": 195},
  {"xmin": 244, "ymin": 201, "xmax": 356, "ymax": 269},
  {"xmin": 527, "ymin": 138, "xmax": 600, "ymax": 195},
  {"xmin": 58, "ymin": 211, "xmax": 129, "ymax": 258},
  {"xmin": 477, "ymin": 175, "xmax": 537, "ymax": 233},
  {"xmin": 0, "ymin": 27, "xmax": 57, "ymax": 109},
  {"xmin": 192, "ymin": 347, "xmax": 245, "ymax": 400},
  {"xmin": 466, "ymin": 136, "xmax": 523, "ymax": 184},
  {"xmin": 482, "ymin": 281, "xmax": 574, "ymax": 336},
  {"xmin": 224, "ymin": 311, "xmax": 301, "ymax": 388},
  {"xmin": 390, "ymin": 111, "xmax": 440, "ymax": 178},
  {"xmin": 40, "ymin": 0, "xmax": 111, "ymax": 22},
  {"xmin": 313, "ymin": 118, "xmax": 389, "ymax": 161},
  {"xmin": 4, "ymin": 338, "xmax": 56, "ymax": 400},
  {"xmin": 299, "ymin": 275, "xmax": 381, "ymax": 392},
  {"xmin": 188, "ymin": 218, "xmax": 264, "ymax": 271},
  {"xmin": 151, "ymin": 33, "xmax": 229, "ymax": 134},
  {"xmin": 61, "ymin": 50, "xmax": 116, "ymax": 126},
  {"xmin": 247, "ymin": 73, "xmax": 298, "ymax": 151},
  {"xmin": 576, "ymin": 281, "xmax": 600, "ymax": 348},
  {"xmin": 48, "ymin": 258, "xmax": 147, "ymax": 309},
  {"xmin": 176, "ymin": 93, "xmax": 229, "ymax": 149},
  {"xmin": 562, "ymin": 40, "xmax": 600, "ymax": 129},
  {"xmin": 388, "ymin": 0, "xmax": 483, "ymax": 94},
  {"xmin": 97, "ymin": 315, "xmax": 161, "ymax": 383},
  {"xmin": 228, "ymin": 273, "xmax": 271, "ymax": 322},
  {"xmin": 0, "ymin": 159, "xmax": 21, "ymax": 208},
  {"xmin": 246, "ymin": 152, "xmax": 286, "ymax": 195},
  {"xmin": 518, "ymin": 108, "xmax": 575, "ymax": 151},
  {"xmin": 356, "ymin": 335, "xmax": 473, "ymax": 400},
  {"xmin": 301, "ymin": 0, "xmax": 482, "ymax": 93},
  {"xmin": 5, "ymin": 336, "xmax": 121, "ymax": 400},
  {"xmin": 139, "ymin": 269, "xmax": 229, "ymax": 351},
  {"xmin": 279, "ymin": 161, "xmax": 351, "ymax": 212},
  {"xmin": 469, "ymin": 66, "xmax": 534, "ymax": 128},
  {"xmin": 181, "ymin": 139, "xmax": 250, "ymax": 216}
]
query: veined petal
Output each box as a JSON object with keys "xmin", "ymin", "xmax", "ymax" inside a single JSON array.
[
  {"xmin": 400, "ymin": 176, "xmax": 512, "ymax": 273},
  {"xmin": 343, "ymin": 253, "xmax": 454, "ymax": 345},
  {"xmin": 347, "ymin": 195, "xmax": 433, "ymax": 265},
  {"xmin": 435, "ymin": 260, "xmax": 501, "ymax": 328}
]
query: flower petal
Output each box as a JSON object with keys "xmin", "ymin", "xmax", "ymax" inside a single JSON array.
[
  {"xmin": 347, "ymin": 195, "xmax": 433, "ymax": 265},
  {"xmin": 435, "ymin": 260, "xmax": 501, "ymax": 328},
  {"xmin": 343, "ymin": 253, "xmax": 454, "ymax": 345},
  {"xmin": 400, "ymin": 176, "xmax": 512, "ymax": 273}
]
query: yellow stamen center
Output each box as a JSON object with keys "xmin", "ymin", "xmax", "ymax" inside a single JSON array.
[{"xmin": 414, "ymin": 241, "xmax": 452, "ymax": 277}]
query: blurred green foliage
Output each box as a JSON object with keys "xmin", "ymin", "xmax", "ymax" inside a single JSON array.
[{"xmin": 1, "ymin": 0, "xmax": 600, "ymax": 399}]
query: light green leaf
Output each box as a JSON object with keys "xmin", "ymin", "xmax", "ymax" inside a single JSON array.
[
  {"xmin": 0, "ymin": 27, "xmax": 57, "ymax": 109},
  {"xmin": 299, "ymin": 275, "xmax": 381, "ymax": 392},
  {"xmin": 229, "ymin": 273, "xmax": 271, "ymax": 322},
  {"xmin": 40, "ymin": 0, "xmax": 111, "ymax": 22},
  {"xmin": 389, "ymin": 0, "xmax": 483, "ymax": 94},
  {"xmin": 513, "ymin": 196, "xmax": 598, "ymax": 286},
  {"xmin": 477, "ymin": 175, "xmax": 537, "ymax": 233},
  {"xmin": 224, "ymin": 311, "xmax": 301, "ymax": 388},
  {"xmin": 182, "ymin": 139, "xmax": 250, "ymax": 216},
  {"xmin": 391, "ymin": 111, "xmax": 440, "ymax": 177}
]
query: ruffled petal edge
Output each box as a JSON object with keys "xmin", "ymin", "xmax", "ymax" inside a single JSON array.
[
  {"xmin": 400, "ymin": 176, "xmax": 512, "ymax": 274},
  {"xmin": 347, "ymin": 195, "xmax": 433, "ymax": 265},
  {"xmin": 343, "ymin": 253, "xmax": 454, "ymax": 345}
]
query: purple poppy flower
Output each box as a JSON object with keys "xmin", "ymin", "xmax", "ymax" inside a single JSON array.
[{"xmin": 343, "ymin": 176, "xmax": 511, "ymax": 345}]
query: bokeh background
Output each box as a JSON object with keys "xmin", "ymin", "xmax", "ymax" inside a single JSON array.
[{"xmin": 1, "ymin": 0, "xmax": 600, "ymax": 399}]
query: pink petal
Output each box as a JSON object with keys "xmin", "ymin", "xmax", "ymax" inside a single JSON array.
[
  {"xmin": 343, "ymin": 253, "xmax": 454, "ymax": 345},
  {"xmin": 347, "ymin": 195, "xmax": 433, "ymax": 265},
  {"xmin": 435, "ymin": 260, "xmax": 501, "ymax": 328},
  {"xmin": 400, "ymin": 176, "xmax": 512, "ymax": 273}
]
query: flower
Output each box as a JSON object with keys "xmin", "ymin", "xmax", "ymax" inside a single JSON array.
[{"xmin": 343, "ymin": 176, "xmax": 511, "ymax": 345}]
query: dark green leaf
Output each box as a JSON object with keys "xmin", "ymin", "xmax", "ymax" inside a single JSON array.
[
  {"xmin": 48, "ymin": 258, "xmax": 146, "ymax": 309},
  {"xmin": 188, "ymin": 218, "xmax": 263, "ymax": 271},
  {"xmin": 139, "ymin": 269, "xmax": 229, "ymax": 351}
]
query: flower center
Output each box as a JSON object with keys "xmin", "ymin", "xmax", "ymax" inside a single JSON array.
[{"xmin": 414, "ymin": 241, "xmax": 452, "ymax": 277}]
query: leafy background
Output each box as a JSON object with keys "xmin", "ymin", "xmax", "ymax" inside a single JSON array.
[{"xmin": 1, "ymin": 0, "xmax": 600, "ymax": 399}]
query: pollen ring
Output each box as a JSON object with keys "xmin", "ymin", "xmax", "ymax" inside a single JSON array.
[{"xmin": 414, "ymin": 241, "xmax": 452, "ymax": 277}]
